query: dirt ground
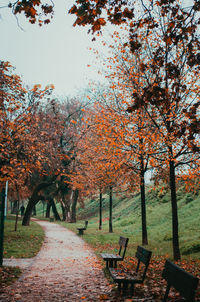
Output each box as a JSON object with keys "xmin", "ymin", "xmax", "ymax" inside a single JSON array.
[{"xmin": 0, "ymin": 220, "xmax": 135, "ymax": 302}]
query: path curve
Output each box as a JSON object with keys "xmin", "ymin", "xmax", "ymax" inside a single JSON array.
[{"xmin": 0, "ymin": 220, "xmax": 117, "ymax": 302}]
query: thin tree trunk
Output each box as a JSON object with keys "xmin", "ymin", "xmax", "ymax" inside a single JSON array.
[
  {"xmin": 14, "ymin": 184, "xmax": 20, "ymax": 232},
  {"xmin": 140, "ymin": 156, "xmax": 148, "ymax": 245},
  {"xmin": 48, "ymin": 197, "xmax": 61, "ymax": 221},
  {"xmin": 11, "ymin": 200, "xmax": 18, "ymax": 214},
  {"xmin": 61, "ymin": 203, "xmax": 66, "ymax": 221},
  {"xmin": 42, "ymin": 201, "xmax": 45, "ymax": 216},
  {"xmin": 169, "ymin": 159, "xmax": 181, "ymax": 260},
  {"xmin": 109, "ymin": 186, "xmax": 113, "ymax": 233},
  {"xmin": 66, "ymin": 203, "xmax": 71, "ymax": 221},
  {"xmin": 71, "ymin": 189, "xmax": 79, "ymax": 223},
  {"xmin": 46, "ymin": 202, "xmax": 51, "ymax": 218},
  {"xmin": 99, "ymin": 189, "xmax": 102, "ymax": 230},
  {"xmin": 32, "ymin": 205, "xmax": 36, "ymax": 216}
]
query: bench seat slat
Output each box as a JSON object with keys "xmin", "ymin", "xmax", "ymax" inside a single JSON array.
[
  {"xmin": 100, "ymin": 253, "xmax": 123, "ymax": 261},
  {"xmin": 109, "ymin": 268, "xmax": 142, "ymax": 283}
]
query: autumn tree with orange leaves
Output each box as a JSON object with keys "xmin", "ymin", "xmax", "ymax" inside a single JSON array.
[
  {"xmin": 87, "ymin": 92, "xmax": 153, "ymax": 243},
  {"xmin": 0, "ymin": 61, "xmax": 73, "ymax": 225},
  {"xmin": 70, "ymin": 102, "xmax": 132, "ymax": 232},
  {"xmin": 92, "ymin": 47, "xmax": 161, "ymax": 245},
  {"xmin": 93, "ymin": 1, "xmax": 200, "ymax": 260},
  {"xmin": 127, "ymin": 4, "xmax": 199, "ymax": 261},
  {"xmin": 21, "ymin": 95, "xmax": 88, "ymax": 225}
]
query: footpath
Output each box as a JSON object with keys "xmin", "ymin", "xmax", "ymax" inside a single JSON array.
[{"xmin": 0, "ymin": 220, "xmax": 121, "ymax": 302}]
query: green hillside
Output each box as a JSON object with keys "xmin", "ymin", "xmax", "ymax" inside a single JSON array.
[{"xmin": 66, "ymin": 186, "xmax": 200, "ymax": 259}]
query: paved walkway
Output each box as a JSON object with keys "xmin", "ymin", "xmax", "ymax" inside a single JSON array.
[{"xmin": 0, "ymin": 220, "xmax": 118, "ymax": 302}]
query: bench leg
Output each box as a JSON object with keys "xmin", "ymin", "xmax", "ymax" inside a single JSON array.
[
  {"xmin": 130, "ymin": 283, "xmax": 135, "ymax": 296},
  {"xmin": 122, "ymin": 281, "xmax": 128, "ymax": 295},
  {"xmin": 118, "ymin": 282, "xmax": 121, "ymax": 293},
  {"xmin": 106, "ymin": 260, "xmax": 113, "ymax": 268},
  {"xmin": 163, "ymin": 284, "xmax": 170, "ymax": 302}
]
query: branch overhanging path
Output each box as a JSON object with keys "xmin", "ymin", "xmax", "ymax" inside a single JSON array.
[{"xmin": 1, "ymin": 220, "xmax": 113, "ymax": 301}]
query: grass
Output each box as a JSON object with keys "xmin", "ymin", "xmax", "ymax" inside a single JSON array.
[
  {"xmin": 0, "ymin": 215, "xmax": 45, "ymax": 287},
  {"xmin": 58, "ymin": 185, "xmax": 200, "ymax": 260},
  {"xmin": 3, "ymin": 215, "xmax": 45, "ymax": 258}
]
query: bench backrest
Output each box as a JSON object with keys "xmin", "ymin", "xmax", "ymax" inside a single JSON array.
[
  {"xmin": 162, "ymin": 259, "xmax": 199, "ymax": 302},
  {"xmin": 135, "ymin": 246, "xmax": 152, "ymax": 282},
  {"xmin": 118, "ymin": 236, "xmax": 129, "ymax": 259},
  {"xmin": 84, "ymin": 221, "xmax": 88, "ymax": 229}
]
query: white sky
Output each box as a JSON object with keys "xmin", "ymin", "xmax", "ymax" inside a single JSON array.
[{"xmin": 0, "ymin": 0, "xmax": 107, "ymax": 97}]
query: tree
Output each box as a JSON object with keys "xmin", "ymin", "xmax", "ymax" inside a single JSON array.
[
  {"xmin": 6, "ymin": 0, "xmax": 134, "ymax": 28},
  {"xmin": 123, "ymin": 3, "xmax": 200, "ymax": 260},
  {"xmin": 7, "ymin": 0, "xmax": 54, "ymax": 25},
  {"xmin": 77, "ymin": 77, "xmax": 152, "ymax": 244},
  {"xmin": 70, "ymin": 101, "xmax": 136, "ymax": 232},
  {"xmin": 0, "ymin": 61, "xmax": 26, "ymax": 186}
]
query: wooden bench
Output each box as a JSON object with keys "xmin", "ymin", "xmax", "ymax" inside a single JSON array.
[
  {"xmin": 109, "ymin": 245, "xmax": 152, "ymax": 296},
  {"xmin": 162, "ymin": 259, "xmax": 199, "ymax": 302},
  {"xmin": 100, "ymin": 236, "xmax": 129, "ymax": 269},
  {"xmin": 77, "ymin": 220, "xmax": 88, "ymax": 235}
]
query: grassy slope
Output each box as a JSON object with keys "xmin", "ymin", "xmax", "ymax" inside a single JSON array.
[{"xmin": 62, "ymin": 186, "xmax": 200, "ymax": 260}]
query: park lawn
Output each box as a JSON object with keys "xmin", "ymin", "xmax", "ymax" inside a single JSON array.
[
  {"xmin": 3, "ymin": 215, "xmax": 45, "ymax": 258},
  {"xmin": 0, "ymin": 216, "xmax": 45, "ymax": 287}
]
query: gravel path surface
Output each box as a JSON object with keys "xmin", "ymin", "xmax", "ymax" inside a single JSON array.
[{"xmin": 0, "ymin": 220, "xmax": 119, "ymax": 302}]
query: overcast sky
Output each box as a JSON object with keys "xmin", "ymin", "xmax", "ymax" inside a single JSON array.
[{"xmin": 0, "ymin": 0, "xmax": 107, "ymax": 97}]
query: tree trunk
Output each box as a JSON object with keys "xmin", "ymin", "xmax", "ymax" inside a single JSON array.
[
  {"xmin": 22, "ymin": 195, "xmax": 41, "ymax": 226},
  {"xmin": 22, "ymin": 182, "xmax": 51, "ymax": 226},
  {"xmin": 169, "ymin": 159, "xmax": 181, "ymax": 260},
  {"xmin": 42, "ymin": 201, "xmax": 45, "ymax": 216},
  {"xmin": 46, "ymin": 202, "xmax": 51, "ymax": 218},
  {"xmin": 14, "ymin": 201, "xmax": 19, "ymax": 232},
  {"xmin": 11, "ymin": 200, "xmax": 18, "ymax": 214},
  {"xmin": 32, "ymin": 205, "xmax": 36, "ymax": 216},
  {"xmin": 140, "ymin": 156, "xmax": 148, "ymax": 245},
  {"xmin": 109, "ymin": 186, "xmax": 113, "ymax": 233},
  {"xmin": 71, "ymin": 189, "xmax": 79, "ymax": 223},
  {"xmin": 99, "ymin": 190, "xmax": 102, "ymax": 230},
  {"xmin": 0, "ymin": 188, "xmax": 6, "ymax": 266},
  {"xmin": 48, "ymin": 197, "xmax": 61, "ymax": 221},
  {"xmin": 14, "ymin": 184, "xmax": 20, "ymax": 232},
  {"xmin": 61, "ymin": 203, "xmax": 66, "ymax": 221},
  {"xmin": 66, "ymin": 203, "xmax": 71, "ymax": 221}
]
